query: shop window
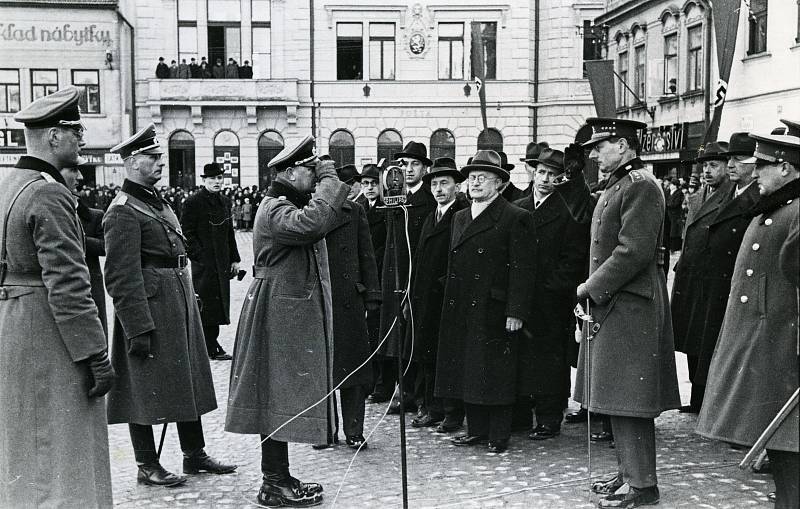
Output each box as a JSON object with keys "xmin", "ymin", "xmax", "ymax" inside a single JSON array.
[
  {"xmin": 430, "ymin": 129, "xmax": 455, "ymax": 161},
  {"xmin": 0, "ymin": 70, "xmax": 20, "ymax": 113},
  {"xmin": 617, "ymin": 51, "xmax": 628, "ymax": 107},
  {"xmin": 377, "ymin": 129, "xmax": 402, "ymax": 162},
  {"xmin": 438, "ymin": 23, "xmax": 464, "ymax": 80},
  {"xmin": 470, "ymin": 22, "xmax": 497, "ymax": 80},
  {"xmin": 634, "ymin": 44, "xmax": 646, "ymax": 104},
  {"xmin": 369, "ymin": 23, "xmax": 395, "ymax": 80},
  {"xmin": 214, "ymin": 130, "xmax": 240, "ymax": 186},
  {"xmin": 748, "ymin": 0, "xmax": 768, "ymax": 54},
  {"xmin": 31, "ymin": 69, "xmax": 58, "ymax": 101},
  {"xmin": 337, "ymin": 23, "xmax": 363, "ymax": 80},
  {"xmin": 663, "ymin": 34, "xmax": 678, "ymax": 95},
  {"xmin": 168, "ymin": 130, "xmax": 196, "ymax": 189},
  {"xmin": 72, "ymin": 70, "xmax": 100, "ymax": 114},
  {"xmin": 687, "ymin": 25, "xmax": 703, "ymax": 91},
  {"xmin": 477, "ymin": 128, "xmax": 502, "ymax": 153},
  {"xmin": 329, "ymin": 129, "xmax": 355, "ymax": 168},
  {"xmin": 258, "ymin": 130, "xmax": 283, "ymax": 189}
]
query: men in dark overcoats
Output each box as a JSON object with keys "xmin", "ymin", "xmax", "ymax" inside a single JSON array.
[
  {"xmin": 180, "ymin": 161, "xmax": 241, "ymax": 360},
  {"xmin": 515, "ymin": 141, "xmax": 550, "ymax": 199},
  {"xmin": 574, "ymin": 118, "xmax": 680, "ymax": 508},
  {"xmin": 323, "ymin": 164, "xmax": 381, "ymax": 448},
  {"xmin": 375, "ymin": 142, "xmax": 437, "ymax": 413},
  {"xmin": 513, "ymin": 148, "xmax": 590, "ymax": 440},
  {"xmin": 1, "ymin": 87, "xmax": 114, "ymax": 507},
  {"xmin": 671, "ymin": 136, "xmax": 759, "ymax": 413},
  {"xmin": 697, "ymin": 133, "xmax": 799, "ymax": 509},
  {"xmin": 436, "ymin": 150, "xmax": 535, "ymax": 453},
  {"xmin": 407, "ymin": 158, "xmax": 468, "ymax": 431},
  {"xmin": 226, "ymin": 136, "xmax": 347, "ymax": 507},
  {"xmin": 664, "ymin": 178, "xmax": 685, "ymax": 252},
  {"xmin": 104, "ymin": 124, "xmax": 235, "ymax": 487}
]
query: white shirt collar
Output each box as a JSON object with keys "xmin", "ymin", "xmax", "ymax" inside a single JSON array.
[
  {"xmin": 408, "ymin": 182, "xmax": 423, "ymax": 195},
  {"xmin": 735, "ymin": 181, "xmax": 753, "ymax": 197},
  {"xmin": 471, "ymin": 193, "xmax": 500, "ymax": 219},
  {"xmin": 532, "ymin": 190, "xmax": 553, "ymax": 207},
  {"xmin": 437, "ymin": 199, "xmax": 456, "ymax": 216}
]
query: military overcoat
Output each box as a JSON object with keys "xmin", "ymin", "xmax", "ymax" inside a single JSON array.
[
  {"xmin": 78, "ymin": 202, "xmax": 109, "ymax": 336},
  {"xmin": 104, "ymin": 182, "xmax": 217, "ymax": 425},
  {"xmin": 225, "ymin": 178, "xmax": 348, "ymax": 443},
  {"xmin": 434, "ymin": 197, "xmax": 535, "ymax": 405},
  {"xmin": 326, "ymin": 200, "xmax": 381, "ymax": 388},
  {"xmin": 574, "ymin": 158, "xmax": 681, "ymax": 418},
  {"xmin": 0, "ymin": 158, "xmax": 111, "ymax": 508},
  {"xmin": 697, "ymin": 181, "xmax": 799, "ymax": 452},
  {"xmin": 180, "ymin": 188, "xmax": 241, "ymax": 326}
]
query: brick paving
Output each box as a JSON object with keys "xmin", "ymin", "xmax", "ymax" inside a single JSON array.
[{"xmin": 106, "ymin": 233, "xmax": 774, "ymax": 508}]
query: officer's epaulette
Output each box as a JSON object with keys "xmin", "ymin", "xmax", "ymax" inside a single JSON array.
[
  {"xmin": 39, "ymin": 172, "xmax": 56, "ymax": 183},
  {"xmin": 629, "ymin": 170, "xmax": 645, "ymax": 182},
  {"xmin": 108, "ymin": 194, "xmax": 128, "ymax": 209},
  {"xmin": 278, "ymin": 196, "xmax": 287, "ymax": 201}
]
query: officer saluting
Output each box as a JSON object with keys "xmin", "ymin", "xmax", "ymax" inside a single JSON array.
[
  {"xmin": 0, "ymin": 87, "xmax": 114, "ymax": 507},
  {"xmin": 104, "ymin": 124, "xmax": 236, "ymax": 487}
]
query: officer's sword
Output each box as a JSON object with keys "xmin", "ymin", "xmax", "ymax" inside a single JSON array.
[
  {"xmin": 156, "ymin": 423, "xmax": 168, "ymax": 459},
  {"xmin": 585, "ymin": 298, "xmax": 594, "ymax": 498}
]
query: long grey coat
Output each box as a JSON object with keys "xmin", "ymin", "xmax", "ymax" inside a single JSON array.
[
  {"xmin": 226, "ymin": 177, "xmax": 348, "ymax": 443},
  {"xmin": 574, "ymin": 159, "xmax": 681, "ymax": 418},
  {"xmin": 697, "ymin": 186, "xmax": 799, "ymax": 452},
  {"xmin": 104, "ymin": 190, "xmax": 217, "ymax": 424},
  {"xmin": 0, "ymin": 160, "xmax": 111, "ymax": 508}
]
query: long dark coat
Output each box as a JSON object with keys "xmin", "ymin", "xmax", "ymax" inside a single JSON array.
[
  {"xmin": 180, "ymin": 188, "xmax": 241, "ymax": 326},
  {"xmin": 665, "ymin": 188, "xmax": 685, "ymax": 240},
  {"xmin": 672, "ymin": 182, "xmax": 759, "ymax": 382},
  {"xmin": 326, "ymin": 200, "xmax": 381, "ymax": 388},
  {"xmin": 378, "ymin": 186, "xmax": 436, "ymax": 357},
  {"xmin": 574, "ymin": 159, "xmax": 681, "ymax": 418},
  {"xmin": 408, "ymin": 196, "xmax": 469, "ymax": 364},
  {"xmin": 514, "ymin": 192, "xmax": 590, "ymax": 398},
  {"xmin": 697, "ymin": 184, "xmax": 799, "ymax": 452},
  {"xmin": 78, "ymin": 203, "xmax": 109, "ymax": 336},
  {"xmin": 104, "ymin": 187, "xmax": 217, "ymax": 425},
  {"xmin": 225, "ymin": 178, "xmax": 348, "ymax": 443},
  {"xmin": 0, "ymin": 159, "xmax": 111, "ymax": 508},
  {"xmin": 434, "ymin": 197, "xmax": 535, "ymax": 405},
  {"xmin": 356, "ymin": 195, "xmax": 386, "ymax": 273}
]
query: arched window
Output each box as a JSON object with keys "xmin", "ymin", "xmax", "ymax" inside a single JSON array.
[
  {"xmin": 477, "ymin": 128, "xmax": 502, "ymax": 153},
  {"xmin": 430, "ymin": 129, "xmax": 455, "ymax": 161},
  {"xmin": 168, "ymin": 130, "xmax": 195, "ymax": 189},
  {"xmin": 329, "ymin": 129, "xmax": 355, "ymax": 168},
  {"xmin": 258, "ymin": 130, "xmax": 284, "ymax": 188},
  {"xmin": 376, "ymin": 129, "xmax": 402, "ymax": 163},
  {"xmin": 213, "ymin": 130, "xmax": 240, "ymax": 186}
]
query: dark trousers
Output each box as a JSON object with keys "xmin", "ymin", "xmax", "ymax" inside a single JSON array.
[
  {"xmin": 442, "ymin": 398, "xmax": 465, "ymax": 426},
  {"xmin": 416, "ymin": 361, "xmax": 442, "ymax": 418},
  {"xmin": 686, "ymin": 354, "xmax": 705, "ymax": 410},
  {"xmin": 609, "ymin": 415, "xmax": 657, "ymax": 489},
  {"xmin": 203, "ymin": 324, "xmax": 224, "ymax": 357},
  {"xmin": 768, "ymin": 449, "xmax": 799, "ymax": 509},
  {"xmin": 337, "ymin": 385, "xmax": 367, "ymax": 438},
  {"xmin": 512, "ymin": 394, "xmax": 565, "ymax": 429},
  {"xmin": 465, "ymin": 403, "xmax": 512, "ymax": 441},
  {"xmin": 374, "ymin": 356, "xmax": 416, "ymax": 405},
  {"xmin": 260, "ymin": 438, "xmax": 289, "ymax": 482},
  {"xmin": 129, "ymin": 419, "xmax": 205, "ymax": 464}
]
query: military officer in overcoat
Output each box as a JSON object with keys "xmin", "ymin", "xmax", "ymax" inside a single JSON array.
[
  {"xmin": 180, "ymin": 161, "xmax": 241, "ymax": 360},
  {"xmin": 513, "ymin": 148, "xmax": 590, "ymax": 440},
  {"xmin": 671, "ymin": 135, "xmax": 759, "ymax": 413},
  {"xmin": 435, "ymin": 150, "xmax": 535, "ymax": 453},
  {"xmin": 697, "ymin": 133, "xmax": 799, "ymax": 509},
  {"xmin": 104, "ymin": 124, "xmax": 236, "ymax": 487},
  {"xmin": 0, "ymin": 87, "xmax": 115, "ymax": 508},
  {"xmin": 574, "ymin": 118, "xmax": 681, "ymax": 508}
]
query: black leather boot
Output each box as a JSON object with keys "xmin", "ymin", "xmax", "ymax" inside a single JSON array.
[
  {"xmin": 137, "ymin": 462, "xmax": 187, "ymax": 487},
  {"xmin": 183, "ymin": 449, "xmax": 238, "ymax": 474},
  {"xmin": 256, "ymin": 476, "xmax": 324, "ymax": 507}
]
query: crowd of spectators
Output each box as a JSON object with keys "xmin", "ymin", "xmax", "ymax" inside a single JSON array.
[{"xmin": 155, "ymin": 56, "xmax": 253, "ymax": 79}]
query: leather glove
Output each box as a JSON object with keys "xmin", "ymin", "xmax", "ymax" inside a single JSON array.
[
  {"xmin": 314, "ymin": 159, "xmax": 337, "ymax": 181},
  {"xmin": 86, "ymin": 350, "xmax": 116, "ymax": 398},
  {"xmin": 128, "ymin": 333, "xmax": 153, "ymax": 359},
  {"xmin": 563, "ymin": 142, "xmax": 586, "ymax": 181}
]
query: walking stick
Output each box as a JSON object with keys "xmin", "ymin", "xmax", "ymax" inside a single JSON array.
[
  {"xmin": 739, "ymin": 388, "xmax": 799, "ymax": 469},
  {"xmin": 584, "ymin": 298, "xmax": 594, "ymax": 496},
  {"xmin": 156, "ymin": 423, "xmax": 168, "ymax": 459}
]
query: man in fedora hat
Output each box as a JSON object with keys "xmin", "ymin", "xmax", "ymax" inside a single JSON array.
[
  {"xmin": 336, "ymin": 164, "xmax": 362, "ymax": 201},
  {"xmin": 180, "ymin": 162, "xmax": 241, "ymax": 361},
  {"xmin": 407, "ymin": 157, "xmax": 469, "ymax": 431},
  {"xmin": 498, "ymin": 151, "xmax": 523, "ymax": 202},
  {"xmin": 435, "ymin": 150, "xmax": 535, "ymax": 453},
  {"xmin": 513, "ymin": 148, "xmax": 590, "ymax": 440},
  {"xmin": 671, "ymin": 141, "xmax": 735, "ymax": 413},
  {"xmin": 518, "ymin": 141, "xmax": 550, "ymax": 199}
]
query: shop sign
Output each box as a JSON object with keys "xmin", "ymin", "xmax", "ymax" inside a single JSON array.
[
  {"xmin": 0, "ymin": 23, "xmax": 114, "ymax": 48},
  {"xmin": 104, "ymin": 153, "xmax": 123, "ymax": 165},
  {"xmin": 639, "ymin": 124, "xmax": 685, "ymax": 155},
  {"xmin": 0, "ymin": 153, "xmax": 22, "ymax": 166},
  {"xmin": 0, "ymin": 129, "xmax": 25, "ymax": 148}
]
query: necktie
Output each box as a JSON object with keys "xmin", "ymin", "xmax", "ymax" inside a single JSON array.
[{"xmin": 436, "ymin": 209, "xmax": 443, "ymax": 223}]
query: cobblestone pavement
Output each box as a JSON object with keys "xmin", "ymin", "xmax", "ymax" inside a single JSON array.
[{"xmin": 107, "ymin": 234, "xmax": 774, "ymax": 508}]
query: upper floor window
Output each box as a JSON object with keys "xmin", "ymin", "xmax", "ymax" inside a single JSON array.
[
  {"xmin": 470, "ymin": 22, "xmax": 497, "ymax": 80},
  {"xmin": 337, "ymin": 23, "xmax": 363, "ymax": 80},
  {"xmin": 687, "ymin": 25, "xmax": 703, "ymax": 91},
  {"xmin": 617, "ymin": 50, "xmax": 628, "ymax": 107},
  {"xmin": 438, "ymin": 23, "xmax": 464, "ymax": 80},
  {"xmin": 252, "ymin": 26, "xmax": 271, "ymax": 78},
  {"xmin": 663, "ymin": 34, "xmax": 678, "ymax": 95},
  {"xmin": 178, "ymin": 0, "xmax": 197, "ymax": 21},
  {"xmin": 0, "ymin": 70, "xmax": 20, "ymax": 113},
  {"xmin": 72, "ymin": 70, "xmax": 100, "ymax": 114},
  {"xmin": 633, "ymin": 44, "xmax": 646, "ymax": 103},
  {"xmin": 252, "ymin": 0, "xmax": 271, "ymax": 22},
  {"xmin": 208, "ymin": 0, "xmax": 241, "ymax": 22},
  {"xmin": 31, "ymin": 69, "xmax": 58, "ymax": 101},
  {"xmin": 369, "ymin": 23, "xmax": 396, "ymax": 80},
  {"xmin": 748, "ymin": 0, "xmax": 768, "ymax": 54}
]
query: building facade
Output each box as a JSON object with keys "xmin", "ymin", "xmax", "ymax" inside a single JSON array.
[
  {"xmin": 132, "ymin": 0, "xmax": 604, "ymax": 189},
  {"xmin": 0, "ymin": 0, "xmax": 133, "ymax": 185}
]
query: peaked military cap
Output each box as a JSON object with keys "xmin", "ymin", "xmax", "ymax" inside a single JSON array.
[
  {"xmin": 269, "ymin": 135, "xmax": 317, "ymax": 172},
  {"xmin": 722, "ymin": 132, "xmax": 756, "ymax": 157},
  {"xmin": 422, "ymin": 157, "xmax": 464, "ymax": 184},
  {"xmin": 461, "ymin": 150, "xmax": 509, "ymax": 182},
  {"xmin": 696, "ymin": 141, "xmax": 730, "ymax": 162},
  {"xmin": 745, "ymin": 133, "xmax": 800, "ymax": 166},
  {"xmin": 393, "ymin": 141, "xmax": 432, "ymax": 166},
  {"xmin": 780, "ymin": 119, "xmax": 800, "ymax": 138},
  {"xmin": 498, "ymin": 151, "xmax": 515, "ymax": 171},
  {"xmin": 521, "ymin": 141, "xmax": 550, "ymax": 162},
  {"xmin": 110, "ymin": 123, "xmax": 164, "ymax": 159},
  {"xmin": 360, "ymin": 164, "xmax": 380, "ymax": 180},
  {"xmin": 14, "ymin": 86, "xmax": 83, "ymax": 129},
  {"xmin": 582, "ymin": 117, "xmax": 647, "ymax": 148},
  {"xmin": 202, "ymin": 162, "xmax": 224, "ymax": 178},
  {"xmin": 531, "ymin": 148, "xmax": 565, "ymax": 172},
  {"xmin": 336, "ymin": 164, "xmax": 359, "ymax": 184}
]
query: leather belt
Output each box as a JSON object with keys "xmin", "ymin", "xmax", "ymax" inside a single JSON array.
[
  {"xmin": 0, "ymin": 272, "xmax": 45, "ymax": 287},
  {"xmin": 142, "ymin": 254, "xmax": 188, "ymax": 269}
]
